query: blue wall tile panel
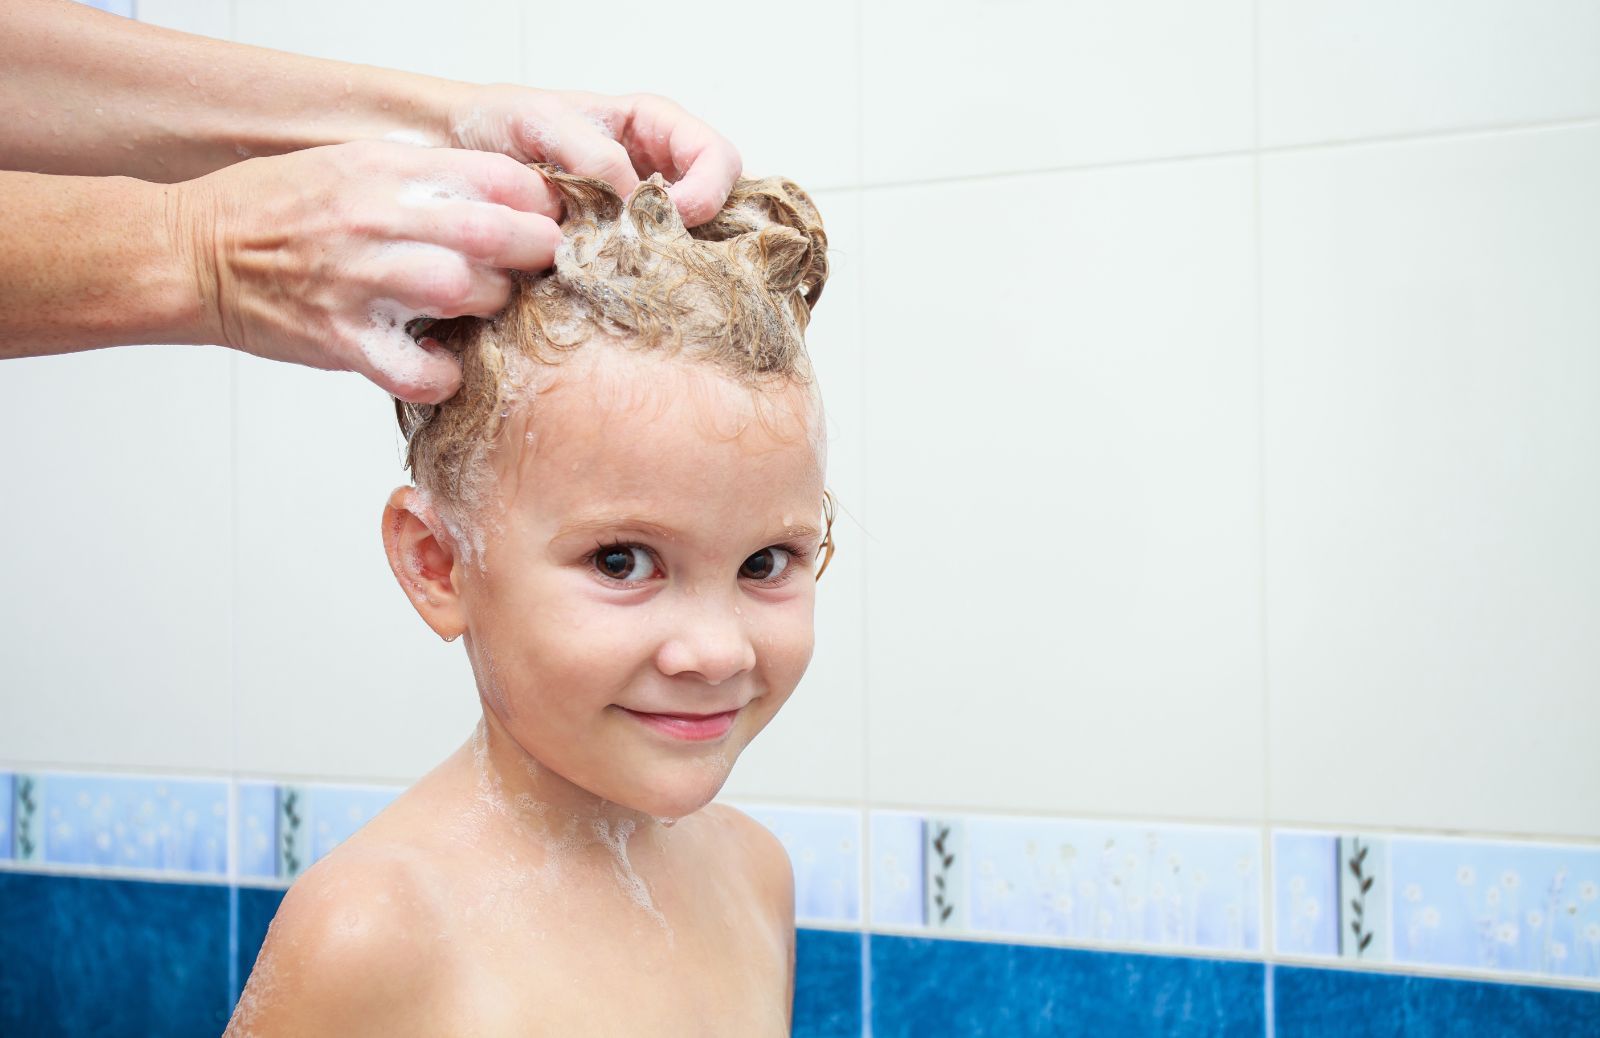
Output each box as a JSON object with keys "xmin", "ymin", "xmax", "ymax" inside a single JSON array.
[
  {"xmin": 737, "ymin": 803, "xmax": 863, "ymax": 925},
  {"xmin": 1387, "ymin": 835, "xmax": 1600, "ymax": 982},
  {"xmin": 0, "ymin": 872, "xmax": 231, "ymax": 1037},
  {"xmin": 1275, "ymin": 831, "xmax": 1339, "ymax": 957},
  {"xmin": 871, "ymin": 811, "xmax": 926, "ymax": 927},
  {"xmin": 236, "ymin": 781, "xmax": 279, "ymax": 879},
  {"xmin": 870, "ymin": 933, "xmax": 1266, "ymax": 1037},
  {"xmin": 0, "ymin": 773, "xmax": 12, "ymax": 861},
  {"xmin": 1272, "ymin": 963, "xmax": 1600, "ymax": 1037},
  {"xmin": 961, "ymin": 815, "xmax": 1263, "ymax": 953},
  {"xmin": 35, "ymin": 772, "xmax": 228, "ymax": 875},
  {"xmin": 794, "ymin": 928, "xmax": 864, "ymax": 1038}
]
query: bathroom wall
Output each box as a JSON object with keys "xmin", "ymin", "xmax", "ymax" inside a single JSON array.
[{"xmin": 2, "ymin": 0, "xmax": 1598, "ymax": 1034}]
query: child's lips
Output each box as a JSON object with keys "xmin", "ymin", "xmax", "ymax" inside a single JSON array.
[{"xmin": 620, "ymin": 706, "xmax": 740, "ymax": 741}]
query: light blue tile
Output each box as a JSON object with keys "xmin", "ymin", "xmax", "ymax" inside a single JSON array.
[
  {"xmin": 870, "ymin": 811, "xmax": 925, "ymax": 928},
  {"xmin": 735, "ymin": 804, "xmax": 861, "ymax": 925},
  {"xmin": 1388, "ymin": 835, "xmax": 1600, "ymax": 982},
  {"xmin": 0, "ymin": 773, "xmax": 12, "ymax": 862},
  {"xmin": 963, "ymin": 815, "xmax": 1262, "ymax": 953},
  {"xmin": 1273, "ymin": 830, "xmax": 1339, "ymax": 957},
  {"xmin": 36, "ymin": 773, "xmax": 227, "ymax": 876},
  {"xmin": 235, "ymin": 782, "xmax": 278, "ymax": 880},
  {"xmin": 304, "ymin": 785, "xmax": 401, "ymax": 864}
]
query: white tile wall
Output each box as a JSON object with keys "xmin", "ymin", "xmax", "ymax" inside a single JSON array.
[
  {"xmin": 8, "ymin": 0, "xmax": 1595, "ymax": 855},
  {"xmin": 861, "ymin": 0, "xmax": 1254, "ymax": 183},
  {"xmin": 1262, "ymin": 125, "xmax": 1600, "ymax": 839},
  {"xmin": 1259, "ymin": 0, "xmax": 1600, "ymax": 148},
  {"xmin": 515, "ymin": 0, "xmax": 860, "ymax": 191},
  {"xmin": 0, "ymin": 348, "xmax": 234, "ymax": 772},
  {"xmin": 860, "ymin": 158, "xmax": 1264, "ymax": 820},
  {"xmin": 232, "ymin": 0, "xmax": 523, "ymax": 86},
  {"xmin": 230, "ymin": 355, "xmax": 478, "ymax": 782}
]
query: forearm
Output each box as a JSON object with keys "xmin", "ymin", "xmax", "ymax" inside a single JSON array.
[
  {"xmin": 0, "ymin": 171, "xmax": 214, "ymax": 357},
  {"xmin": 0, "ymin": 0, "xmax": 470, "ymax": 182}
]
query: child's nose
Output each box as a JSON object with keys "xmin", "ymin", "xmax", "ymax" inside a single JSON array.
[{"xmin": 653, "ymin": 599, "xmax": 757, "ymax": 686}]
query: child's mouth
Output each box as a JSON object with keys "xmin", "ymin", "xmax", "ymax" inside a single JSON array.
[{"xmin": 619, "ymin": 706, "xmax": 740, "ymax": 742}]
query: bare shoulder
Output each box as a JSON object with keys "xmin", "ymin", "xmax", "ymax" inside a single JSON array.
[
  {"xmin": 697, "ymin": 803, "xmax": 795, "ymax": 921},
  {"xmin": 226, "ymin": 842, "xmax": 449, "ymax": 1037}
]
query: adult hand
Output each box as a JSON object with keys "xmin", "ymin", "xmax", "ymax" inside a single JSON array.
[
  {"xmin": 179, "ymin": 140, "xmax": 562, "ymax": 404},
  {"xmin": 446, "ymin": 86, "xmax": 743, "ymax": 229}
]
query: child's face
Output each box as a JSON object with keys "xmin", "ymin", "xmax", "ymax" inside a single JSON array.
[{"xmin": 449, "ymin": 345, "xmax": 825, "ymax": 818}]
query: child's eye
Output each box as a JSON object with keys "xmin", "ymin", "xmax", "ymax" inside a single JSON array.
[
  {"xmin": 593, "ymin": 544, "xmax": 658, "ymax": 582},
  {"xmin": 740, "ymin": 547, "xmax": 791, "ymax": 582}
]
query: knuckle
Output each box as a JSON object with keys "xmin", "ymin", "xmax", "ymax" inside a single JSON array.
[{"xmin": 419, "ymin": 261, "xmax": 474, "ymax": 311}]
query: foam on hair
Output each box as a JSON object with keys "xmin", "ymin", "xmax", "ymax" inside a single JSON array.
[{"xmin": 393, "ymin": 164, "xmax": 829, "ymax": 561}]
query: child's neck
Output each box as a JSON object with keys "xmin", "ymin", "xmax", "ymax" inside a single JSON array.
[{"xmin": 463, "ymin": 707, "xmax": 662, "ymax": 857}]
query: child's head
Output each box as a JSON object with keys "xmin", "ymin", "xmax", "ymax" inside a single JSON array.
[{"xmin": 381, "ymin": 166, "xmax": 832, "ymax": 820}]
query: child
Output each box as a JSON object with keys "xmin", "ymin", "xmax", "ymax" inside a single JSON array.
[{"xmin": 227, "ymin": 165, "xmax": 834, "ymax": 1036}]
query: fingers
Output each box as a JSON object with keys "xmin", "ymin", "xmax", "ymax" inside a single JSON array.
[
  {"xmin": 395, "ymin": 198, "xmax": 561, "ymax": 272},
  {"xmin": 375, "ymin": 243, "xmax": 513, "ymax": 319},
  {"xmin": 399, "ymin": 146, "xmax": 564, "ymax": 221},
  {"xmin": 518, "ymin": 109, "xmax": 641, "ymax": 203},
  {"xmin": 350, "ymin": 332, "xmax": 463, "ymax": 405},
  {"xmin": 619, "ymin": 94, "xmax": 742, "ymax": 227}
]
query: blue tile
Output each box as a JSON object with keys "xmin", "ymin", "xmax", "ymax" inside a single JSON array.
[
  {"xmin": 794, "ymin": 928, "xmax": 863, "ymax": 1038},
  {"xmin": 1387, "ymin": 835, "xmax": 1600, "ymax": 982},
  {"xmin": 0, "ymin": 773, "xmax": 12, "ymax": 861},
  {"xmin": 962, "ymin": 815, "xmax": 1263, "ymax": 952},
  {"xmin": 736, "ymin": 804, "xmax": 862, "ymax": 925},
  {"xmin": 1272, "ymin": 963, "xmax": 1600, "ymax": 1037},
  {"xmin": 1274, "ymin": 831, "xmax": 1339, "ymax": 957},
  {"xmin": 0, "ymin": 871, "xmax": 231, "ymax": 1037},
  {"xmin": 871, "ymin": 811, "xmax": 926, "ymax": 928},
  {"xmin": 870, "ymin": 933, "xmax": 1266, "ymax": 1036},
  {"xmin": 236, "ymin": 782, "xmax": 279, "ymax": 879},
  {"xmin": 232, "ymin": 885, "xmax": 288, "ymax": 1008},
  {"xmin": 36, "ymin": 772, "xmax": 228, "ymax": 875}
]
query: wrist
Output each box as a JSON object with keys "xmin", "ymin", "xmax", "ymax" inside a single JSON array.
[{"xmin": 153, "ymin": 179, "xmax": 226, "ymax": 347}]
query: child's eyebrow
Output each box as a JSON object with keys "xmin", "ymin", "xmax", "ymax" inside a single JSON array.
[{"xmin": 551, "ymin": 513, "xmax": 820, "ymax": 544}]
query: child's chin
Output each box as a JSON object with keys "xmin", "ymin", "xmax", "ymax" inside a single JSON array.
[{"xmin": 623, "ymin": 764, "xmax": 733, "ymax": 820}]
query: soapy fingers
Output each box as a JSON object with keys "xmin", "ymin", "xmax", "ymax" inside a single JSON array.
[
  {"xmin": 447, "ymin": 85, "xmax": 741, "ymax": 228},
  {"xmin": 178, "ymin": 139, "xmax": 563, "ymax": 404}
]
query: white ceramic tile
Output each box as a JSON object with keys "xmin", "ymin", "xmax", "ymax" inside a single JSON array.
[
  {"xmin": 231, "ymin": 355, "xmax": 479, "ymax": 782},
  {"xmin": 861, "ymin": 0, "xmax": 1253, "ymax": 183},
  {"xmin": 860, "ymin": 160, "xmax": 1264, "ymax": 820},
  {"xmin": 723, "ymin": 189, "xmax": 865, "ymax": 804},
  {"xmin": 732, "ymin": 802, "xmax": 862, "ymax": 925},
  {"xmin": 232, "ymin": 0, "xmax": 521, "ymax": 86},
  {"xmin": 135, "ymin": 0, "xmax": 230, "ymax": 38},
  {"xmin": 517, "ymin": 0, "xmax": 859, "ymax": 191},
  {"xmin": 1260, "ymin": 0, "xmax": 1600, "ymax": 148},
  {"xmin": 0, "ymin": 347, "xmax": 233, "ymax": 772},
  {"xmin": 1262, "ymin": 126, "xmax": 1600, "ymax": 838}
]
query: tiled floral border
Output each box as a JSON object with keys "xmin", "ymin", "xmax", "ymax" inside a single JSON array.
[{"xmin": 3, "ymin": 767, "xmax": 1597, "ymax": 987}]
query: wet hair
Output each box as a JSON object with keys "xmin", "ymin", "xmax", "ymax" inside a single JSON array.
[{"xmin": 393, "ymin": 164, "xmax": 829, "ymax": 559}]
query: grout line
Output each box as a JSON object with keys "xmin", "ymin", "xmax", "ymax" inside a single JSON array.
[
  {"xmin": 851, "ymin": 113, "xmax": 1600, "ymax": 194},
  {"xmin": 1252, "ymin": 6, "xmax": 1275, "ymax": 1035}
]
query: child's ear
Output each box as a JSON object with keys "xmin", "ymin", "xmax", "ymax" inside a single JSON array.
[{"xmin": 381, "ymin": 487, "xmax": 467, "ymax": 642}]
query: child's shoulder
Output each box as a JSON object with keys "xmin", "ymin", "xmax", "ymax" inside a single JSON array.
[
  {"xmin": 228, "ymin": 839, "xmax": 452, "ymax": 1036},
  {"xmin": 694, "ymin": 802, "xmax": 795, "ymax": 916}
]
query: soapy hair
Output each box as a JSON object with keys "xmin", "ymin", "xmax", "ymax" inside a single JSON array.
[{"xmin": 393, "ymin": 164, "xmax": 828, "ymax": 557}]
